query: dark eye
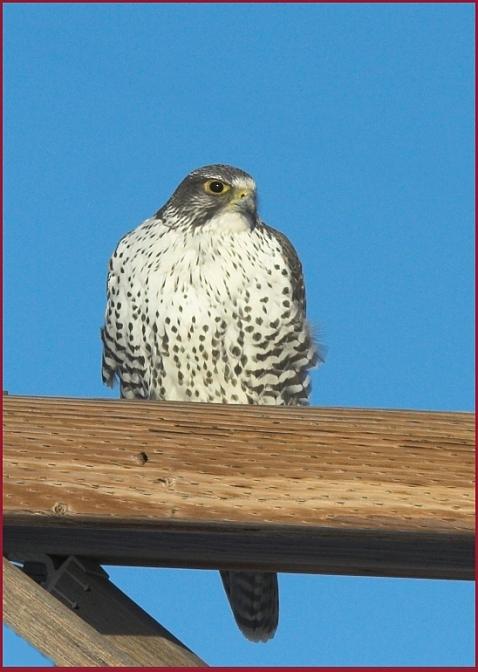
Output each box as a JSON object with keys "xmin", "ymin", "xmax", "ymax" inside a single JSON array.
[
  {"xmin": 204, "ymin": 180, "xmax": 231, "ymax": 195},
  {"xmin": 210, "ymin": 181, "xmax": 224, "ymax": 193}
]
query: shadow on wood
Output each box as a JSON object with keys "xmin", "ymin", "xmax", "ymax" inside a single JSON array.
[{"xmin": 3, "ymin": 557, "xmax": 206, "ymax": 667}]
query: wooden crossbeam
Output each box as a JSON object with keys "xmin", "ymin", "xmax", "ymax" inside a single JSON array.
[
  {"xmin": 3, "ymin": 557, "xmax": 206, "ymax": 667},
  {"xmin": 4, "ymin": 395, "xmax": 475, "ymax": 580}
]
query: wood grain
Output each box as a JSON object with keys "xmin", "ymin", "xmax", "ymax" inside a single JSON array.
[
  {"xmin": 3, "ymin": 395, "xmax": 475, "ymax": 579},
  {"xmin": 3, "ymin": 558, "xmax": 138, "ymax": 666},
  {"xmin": 3, "ymin": 558, "xmax": 205, "ymax": 667}
]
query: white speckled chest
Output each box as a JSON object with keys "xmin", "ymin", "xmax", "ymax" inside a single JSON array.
[{"xmin": 106, "ymin": 214, "xmax": 314, "ymax": 405}]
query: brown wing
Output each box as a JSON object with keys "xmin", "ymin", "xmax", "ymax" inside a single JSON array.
[{"xmin": 261, "ymin": 223, "xmax": 307, "ymax": 314}]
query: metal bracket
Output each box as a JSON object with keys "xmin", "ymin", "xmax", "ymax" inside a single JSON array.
[{"xmin": 22, "ymin": 554, "xmax": 108, "ymax": 611}]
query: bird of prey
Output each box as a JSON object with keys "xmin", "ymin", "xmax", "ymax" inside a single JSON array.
[{"xmin": 101, "ymin": 164, "xmax": 319, "ymax": 642}]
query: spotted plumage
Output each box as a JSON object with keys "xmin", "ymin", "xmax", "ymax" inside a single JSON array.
[{"xmin": 101, "ymin": 164, "xmax": 319, "ymax": 641}]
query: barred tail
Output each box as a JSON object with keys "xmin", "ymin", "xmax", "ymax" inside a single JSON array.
[{"xmin": 220, "ymin": 570, "xmax": 279, "ymax": 642}]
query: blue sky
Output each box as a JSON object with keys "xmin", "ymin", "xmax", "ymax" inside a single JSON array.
[{"xmin": 3, "ymin": 2, "xmax": 474, "ymax": 667}]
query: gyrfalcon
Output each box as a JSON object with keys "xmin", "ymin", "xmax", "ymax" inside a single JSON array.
[{"xmin": 101, "ymin": 164, "xmax": 319, "ymax": 642}]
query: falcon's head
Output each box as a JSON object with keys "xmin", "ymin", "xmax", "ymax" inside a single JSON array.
[{"xmin": 158, "ymin": 164, "xmax": 258, "ymax": 233}]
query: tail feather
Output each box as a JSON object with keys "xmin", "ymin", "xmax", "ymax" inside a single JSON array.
[{"xmin": 220, "ymin": 570, "xmax": 279, "ymax": 642}]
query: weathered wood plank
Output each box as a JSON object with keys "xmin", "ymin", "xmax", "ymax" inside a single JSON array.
[
  {"xmin": 3, "ymin": 557, "xmax": 206, "ymax": 667},
  {"xmin": 3, "ymin": 558, "xmax": 133, "ymax": 666},
  {"xmin": 4, "ymin": 395, "xmax": 475, "ymax": 579}
]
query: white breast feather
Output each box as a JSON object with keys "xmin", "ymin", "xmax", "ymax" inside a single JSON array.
[{"xmin": 111, "ymin": 216, "xmax": 304, "ymax": 403}]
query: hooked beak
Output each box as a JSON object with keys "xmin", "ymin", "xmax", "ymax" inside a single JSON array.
[{"xmin": 229, "ymin": 187, "xmax": 257, "ymax": 214}]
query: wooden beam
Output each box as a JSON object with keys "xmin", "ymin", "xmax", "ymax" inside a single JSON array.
[
  {"xmin": 3, "ymin": 557, "xmax": 206, "ymax": 667},
  {"xmin": 4, "ymin": 395, "xmax": 474, "ymax": 579}
]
